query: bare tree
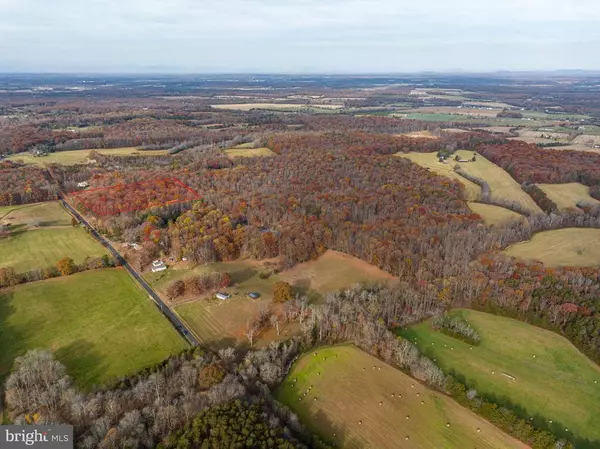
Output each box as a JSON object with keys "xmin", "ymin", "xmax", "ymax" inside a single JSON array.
[
  {"xmin": 269, "ymin": 314, "xmax": 281, "ymax": 336},
  {"xmin": 245, "ymin": 320, "xmax": 259, "ymax": 347}
]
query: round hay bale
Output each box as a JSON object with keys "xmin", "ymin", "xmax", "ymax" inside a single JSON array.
[
  {"xmin": 314, "ymin": 398, "xmax": 318, "ymax": 402},
  {"xmin": 379, "ymin": 401, "xmax": 383, "ymax": 406},
  {"xmin": 421, "ymin": 401, "xmax": 425, "ymax": 404},
  {"xmin": 405, "ymin": 436, "xmax": 409, "ymax": 440},
  {"xmin": 359, "ymin": 420, "xmax": 363, "ymax": 425},
  {"xmin": 416, "ymin": 393, "xmax": 420, "ymax": 397},
  {"xmin": 446, "ymin": 423, "xmax": 451, "ymax": 427},
  {"xmin": 406, "ymin": 415, "xmax": 410, "ymax": 420},
  {"xmin": 477, "ymin": 428, "xmax": 481, "ymax": 433},
  {"xmin": 391, "ymin": 393, "xmax": 395, "ymax": 397}
]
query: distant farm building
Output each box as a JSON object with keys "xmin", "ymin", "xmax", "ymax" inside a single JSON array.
[
  {"xmin": 151, "ymin": 260, "xmax": 167, "ymax": 273},
  {"xmin": 247, "ymin": 292, "xmax": 261, "ymax": 300},
  {"xmin": 77, "ymin": 181, "xmax": 89, "ymax": 188},
  {"xmin": 216, "ymin": 292, "xmax": 231, "ymax": 301}
]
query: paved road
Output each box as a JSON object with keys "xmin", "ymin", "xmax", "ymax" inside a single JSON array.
[{"xmin": 59, "ymin": 195, "xmax": 199, "ymax": 346}]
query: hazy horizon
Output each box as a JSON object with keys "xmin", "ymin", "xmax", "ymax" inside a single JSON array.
[{"xmin": 2, "ymin": 0, "xmax": 600, "ymax": 73}]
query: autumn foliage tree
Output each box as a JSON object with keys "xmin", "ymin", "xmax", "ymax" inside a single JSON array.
[
  {"xmin": 273, "ymin": 282, "xmax": 293, "ymax": 303},
  {"xmin": 56, "ymin": 257, "xmax": 77, "ymax": 276}
]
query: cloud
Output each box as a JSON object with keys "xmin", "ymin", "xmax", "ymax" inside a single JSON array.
[{"xmin": 1, "ymin": 0, "xmax": 599, "ymax": 72}]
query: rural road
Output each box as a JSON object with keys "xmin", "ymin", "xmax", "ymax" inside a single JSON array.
[{"xmin": 59, "ymin": 195, "xmax": 199, "ymax": 347}]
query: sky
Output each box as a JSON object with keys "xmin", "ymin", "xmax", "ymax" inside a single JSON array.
[{"xmin": 1, "ymin": 0, "xmax": 600, "ymax": 73}]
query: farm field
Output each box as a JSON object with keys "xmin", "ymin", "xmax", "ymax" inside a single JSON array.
[
  {"xmin": 224, "ymin": 146, "xmax": 275, "ymax": 158},
  {"xmin": 211, "ymin": 103, "xmax": 344, "ymax": 111},
  {"xmin": 0, "ymin": 201, "xmax": 72, "ymax": 227},
  {"xmin": 279, "ymin": 250, "xmax": 397, "ymax": 300},
  {"xmin": 0, "ymin": 268, "xmax": 185, "ymax": 387},
  {"xmin": 0, "ymin": 227, "xmax": 109, "ymax": 273},
  {"xmin": 149, "ymin": 260, "xmax": 281, "ymax": 348},
  {"xmin": 537, "ymin": 183, "xmax": 600, "ymax": 211},
  {"xmin": 6, "ymin": 147, "xmax": 168, "ymax": 166},
  {"xmin": 467, "ymin": 202, "xmax": 523, "ymax": 226},
  {"xmin": 158, "ymin": 251, "xmax": 394, "ymax": 347},
  {"xmin": 399, "ymin": 310, "xmax": 600, "ymax": 444},
  {"xmin": 503, "ymin": 228, "xmax": 600, "ymax": 267},
  {"xmin": 397, "ymin": 152, "xmax": 481, "ymax": 200},
  {"xmin": 453, "ymin": 150, "xmax": 543, "ymax": 214},
  {"xmin": 275, "ymin": 346, "xmax": 521, "ymax": 449},
  {"xmin": 398, "ymin": 130, "xmax": 439, "ymax": 139}
]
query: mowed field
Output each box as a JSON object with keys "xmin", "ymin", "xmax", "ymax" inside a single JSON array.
[
  {"xmin": 400, "ymin": 310, "xmax": 600, "ymax": 443},
  {"xmin": 467, "ymin": 202, "xmax": 523, "ymax": 226},
  {"xmin": 537, "ymin": 183, "xmax": 600, "ymax": 211},
  {"xmin": 0, "ymin": 201, "xmax": 71, "ymax": 227},
  {"xmin": 0, "ymin": 268, "xmax": 185, "ymax": 387},
  {"xmin": 0, "ymin": 202, "xmax": 108, "ymax": 273},
  {"xmin": 0, "ymin": 228, "xmax": 109, "ymax": 272},
  {"xmin": 224, "ymin": 147, "xmax": 275, "ymax": 158},
  {"xmin": 452, "ymin": 150, "xmax": 543, "ymax": 214},
  {"xmin": 276, "ymin": 346, "xmax": 522, "ymax": 449},
  {"xmin": 504, "ymin": 228, "xmax": 600, "ymax": 267},
  {"xmin": 6, "ymin": 147, "xmax": 168, "ymax": 166}
]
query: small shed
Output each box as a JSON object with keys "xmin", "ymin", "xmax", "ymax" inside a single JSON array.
[
  {"xmin": 216, "ymin": 292, "xmax": 231, "ymax": 301},
  {"xmin": 247, "ymin": 292, "xmax": 261, "ymax": 300}
]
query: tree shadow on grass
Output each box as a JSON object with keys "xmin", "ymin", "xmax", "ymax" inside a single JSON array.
[
  {"xmin": 291, "ymin": 278, "xmax": 323, "ymax": 304},
  {"xmin": 230, "ymin": 268, "xmax": 257, "ymax": 284},
  {"xmin": 54, "ymin": 340, "xmax": 107, "ymax": 391}
]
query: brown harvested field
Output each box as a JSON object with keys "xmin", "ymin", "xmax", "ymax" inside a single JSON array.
[
  {"xmin": 279, "ymin": 250, "xmax": 397, "ymax": 300},
  {"xmin": 453, "ymin": 150, "xmax": 543, "ymax": 214},
  {"xmin": 537, "ymin": 183, "xmax": 600, "ymax": 211},
  {"xmin": 224, "ymin": 147, "xmax": 276, "ymax": 158},
  {"xmin": 441, "ymin": 128, "xmax": 470, "ymax": 134},
  {"xmin": 398, "ymin": 130, "xmax": 439, "ymax": 139},
  {"xmin": 276, "ymin": 346, "xmax": 523, "ymax": 449},
  {"xmin": 397, "ymin": 152, "xmax": 481, "ymax": 201},
  {"xmin": 504, "ymin": 228, "xmax": 600, "ymax": 267},
  {"xmin": 468, "ymin": 202, "xmax": 523, "ymax": 226},
  {"xmin": 212, "ymin": 103, "xmax": 344, "ymax": 111}
]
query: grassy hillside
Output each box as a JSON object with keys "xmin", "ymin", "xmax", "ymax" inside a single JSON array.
[
  {"xmin": 397, "ymin": 152, "xmax": 481, "ymax": 200},
  {"xmin": 0, "ymin": 268, "xmax": 185, "ymax": 387},
  {"xmin": 276, "ymin": 346, "xmax": 521, "ymax": 449},
  {"xmin": 452, "ymin": 150, "xmax": 543, "ymax": 214},
  {"xmin": 537, "ymin": 183, "xmax": 600, "ymax": 211},
  {"xmin": 467, "ymin": 202, "xmax": 523, "ymax": 226},
  {"xmin": 503, "ymin": 228, "xmax": 600, "ymax": 267},
  {"xmin": 279, "ymin": 250, "xmax": 397, "ymax": 299},
  {"xmin": 224, "ymin": 147, "xmax": 275, "ymax": 158},
  {"xmin": 399, "ymin": 310, "xmax": 600, "ymax": 444}
]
